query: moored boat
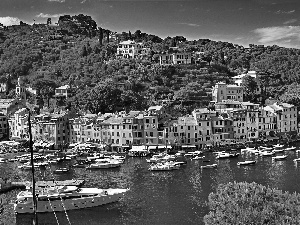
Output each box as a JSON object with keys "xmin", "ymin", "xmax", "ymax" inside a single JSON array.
[
  {"xmin": 216, "ymin": 152, "xmax": 239, "ymax": 159},
  {"xmin": 272, "ymin": 155, "xmax": 288, "ymax": 161},
  {"xmin": 53, "ymin": 167, "xmax": 70, "ymax": 173},
  {"xmin": 259, "ymin": 151, "xmax": 274, "ymax": 156},
  {"xmin": 237, "ymin": 160, "xmax": 256, "ymax": 166},
  {"xmin": 191, "ymin": 156, "xmax": 205, "ymax": 160},
  {"xmin": 0, "ymin": 158, "xmax": 7, "ymax": 163},
  {"xmin": 14, "ymin": 185, "xmax": 128, "ymax": 213},
  {"xmin": 200, "ymin": 164, "xmax": 217, "ymax": 169},
  {"xmin": 272, "ymin": 149, "xmax": 284, "ymax": 154},
  {"xmin": 86, "ymin": 159, "xmax": 122, "ymax": 169},
  {"xmin": 285, "ymin": 146, "xmax": 296, "ymax": 151},
  {"xmin": 149, "ymin": 162, "xmax": 180, "ymax": 171}
]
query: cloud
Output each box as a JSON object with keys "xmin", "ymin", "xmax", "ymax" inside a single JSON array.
[
  {"xmin": 48, "ymin": 0, "xmax": 65, "ymax": 2},
  {"xmin": 81, "ymin": 0, "xmax": 87, "ymax": 3},
  {"xmin": 275, "ymin": 9, "xmax": 295, "ymax": 14},
  {"xmin": 253, "ymin": 26, "xmax": 300, "ymax": 48},
  {"xmin": 283, "ymin": 19, "xmax": 297, "ymax": 24},
  {"xmin": 0, "ymin": 16, "xmax": 21, "ymax": 26},
  {"xmin": 178, "ymin": 23, "xmax": 200, "ymax": 27},
  {"xmin": 36, "ymin": 13, "xmax": 65, "ymax": 18}
]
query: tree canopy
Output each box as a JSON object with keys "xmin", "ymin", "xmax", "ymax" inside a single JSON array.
[{"xmin": 204, "ymin": 182, "xmax": 300, "ymax": 225}]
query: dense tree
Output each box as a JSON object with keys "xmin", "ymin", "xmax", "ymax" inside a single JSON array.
[
  {"xmin": 204, "ymin": 182, "xmax": 300, "ymax": 225},
  {"xmin": 32, "ymin": 79, "xmax": 57, "ymax": 107},
  {"xmin": 242, "ymin": 75, "xmax": 258, "ymax": 102}
]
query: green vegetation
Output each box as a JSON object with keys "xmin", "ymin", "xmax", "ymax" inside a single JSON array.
[
  {"xmin": 204, "ymin": 182, "xmax": 300, "ymax": 225},
  {"xmin": 0, "ymin": 14, "xmax": 300, "ymax": 115}
]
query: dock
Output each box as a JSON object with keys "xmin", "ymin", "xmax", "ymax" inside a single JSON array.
[{"xmin": 0, "ymin": 179, "xmax": 85, "ymax": 193}]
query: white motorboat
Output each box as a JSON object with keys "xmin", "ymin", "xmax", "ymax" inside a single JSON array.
[
  {"xmin": 237, "ymin": 160, "xmax": 256, "ymax": 166},
  {"xmin": 285, "ymin": 146, "xmax": 296, "ymax": 151},
  {"xmin": 110, "ymin": 155, "xmax": 126, "ymax": 161},
  {"xmin": 35, "ymin": 162, "xmax": 49, "ymax": 167},
  {"xmin": 200, "ymin": 164, "xmax": 217, "ymax": 169},
  {"xmin": 48, "ymin": 159, "xmax": 59, "ymax": 164},
  {"xmin": 191, "ymin": 156, "xmax": 205, "ymax": 160},
  {"xmin": 0, "ymin": 158, "xmax": 7, "ymax": 163},
  {"xmin": 259, "ymin": 146, "xmax": 273, "ymax": 151},
  {"xmin": 87, "ymin": 159, "xmax": 122, "ymax": 169},
  {"xmin": 216, "ymin": 152, "xmax": 239, "ymax": 159},
  {"xmin": 273, "ymin": 144, "xmax": 284, "ymax": 149},
  {"xmin": 53, "ymin": 168, "xmax": 70, "ymax": 173},
  {"xmin": 241, "ymin": 147, "xmax": 255, "ymax": 153},
  {"xmin": 18, "ymin": 164, "xmax": 40, "ymax": 170},
  {"xmin": 14, "ymin": 185, "xmax": 128, "ymax": 214},
  {"xmin": 259, "ymin": 151, "xmax": 274, "ymax": 156},
  {"xmin": 149, "ymin": 162, "xmax": 180, "ymax": 171},
  {"xmin": 272, "ymin": 149, "xmax": 284, "ymax": 154},
  {"xmin": 146, "ymin": 153, "xmax": 174, "ymax": 163},
  {"xmin": 272, "ymin": 155, "xmax": 288, "ymax": 161}
]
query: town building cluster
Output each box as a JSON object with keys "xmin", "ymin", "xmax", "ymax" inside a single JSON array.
[{"xmin": 0, "ymin": 72, "xmax": 297, "ymax": 151}]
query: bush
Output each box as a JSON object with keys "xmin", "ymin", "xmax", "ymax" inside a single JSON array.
[{"xmin": 204, "ymin": 182, "xmax": 300, "ymax": 225}]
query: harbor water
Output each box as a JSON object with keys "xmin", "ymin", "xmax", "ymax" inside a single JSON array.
[{"xmin": 2, "ymin": 146, "xmax": 300, "ymax": 225}]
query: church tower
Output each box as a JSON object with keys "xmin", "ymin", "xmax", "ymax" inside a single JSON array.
[{"xmin": 16, "ymin": 77, "xmax": 26, "ymax": 101}]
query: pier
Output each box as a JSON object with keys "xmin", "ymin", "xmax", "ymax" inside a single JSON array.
[{"xmin": 0, "ymin": 179, "xmax": 85, "ymax": 193}]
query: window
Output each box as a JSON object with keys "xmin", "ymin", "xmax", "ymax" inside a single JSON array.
[
  {"xmin": 146, "ymin": 119, "xmax": 149, "ymax": 123},
  {"xmin": 123, "ymin": 133, "xmax": 125, "ymax": 138},
  {"xmin": 117, "ymin": 132, "xmax": 120, "ymax": 137}
]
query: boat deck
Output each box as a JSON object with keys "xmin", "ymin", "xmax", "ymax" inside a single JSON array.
[{"xmin": 0, "ymin": 180, "xmax": 85, "ymax": 193}]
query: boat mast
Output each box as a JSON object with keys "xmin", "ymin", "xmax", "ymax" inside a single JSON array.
[{"xmin": 28, "ymin": 109, "xmax": 38, "ymax": 225}]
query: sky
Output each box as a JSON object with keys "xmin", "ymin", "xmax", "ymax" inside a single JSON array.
[{"xmin": 0, "ymin": 0, "xmax": 300, "ymax": 48}]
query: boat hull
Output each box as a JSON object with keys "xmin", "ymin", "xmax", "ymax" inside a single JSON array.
[{"xmin": 14, "ymin": 192, "xmax": 126, "ymax": 214}]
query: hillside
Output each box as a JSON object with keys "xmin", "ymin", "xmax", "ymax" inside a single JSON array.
[{"xmin": 0, "ymin": 14, "xmax": 300, "ymax": 115}]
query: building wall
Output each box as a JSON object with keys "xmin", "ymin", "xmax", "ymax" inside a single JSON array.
[{"xmin": 212, "ymin": 83, "xmax": 243, "ymax": 103}]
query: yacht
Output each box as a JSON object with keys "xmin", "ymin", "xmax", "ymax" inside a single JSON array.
[
  {"xmin": 14, "ymin": 185, "xmax": 128, "ymax": 214},
  {"xmin": 86, "ymin": 159, "xmax": 122, "ymax": 169}
]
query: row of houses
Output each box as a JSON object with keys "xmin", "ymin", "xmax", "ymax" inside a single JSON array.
[{"xmin": 6, "ymin": 100, "xmax": 298, "ymax": 150}]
